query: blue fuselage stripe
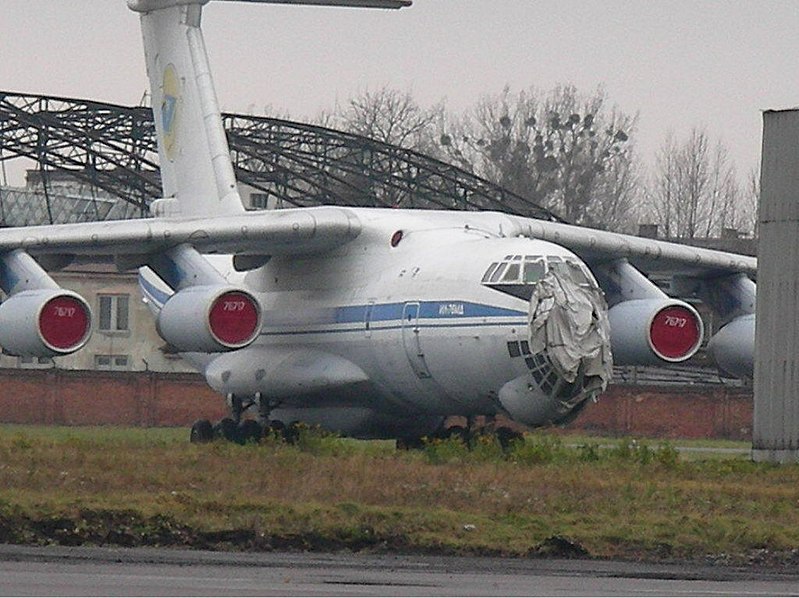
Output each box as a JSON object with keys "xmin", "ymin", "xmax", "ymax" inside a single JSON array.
[
  {"xmin": 136, "ymin": 275, "xmax": 527, "ymax": 336},
  {"xmin": 261, "ymin": 301, "xmax": 526, "ymax": 336},
  {"xmin": 332, "ymin": 301, "xmax": 524, "ymax": 325},
  {"xmin": 138, "ymin": 273, "xmax": 172, "ymax": 307}
]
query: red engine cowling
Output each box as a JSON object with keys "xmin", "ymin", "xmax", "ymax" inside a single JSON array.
[
  {"xmin": 156, "ymin": 285, "xmax": 262, "ymax": 353},
  {"xmin": 608, "ymin": 299, "xmax": 704, "ymax": 365},
  {"xmin": 0, "ymin": 289, "xmax": 92, "ymax": 356}
]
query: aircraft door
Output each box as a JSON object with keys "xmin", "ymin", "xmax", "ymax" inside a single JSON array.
[
  {"xmin": 401, "ymin": 301, "xmax": 432, "ymax": 379},
  {"xmin": 364, "ymin": 300, "xmax": 375, "ymax": 338}
]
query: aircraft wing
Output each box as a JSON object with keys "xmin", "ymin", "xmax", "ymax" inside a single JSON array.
[
  {"xmin": 0, "ymin": 206, "xmax": 361, "ymax": 263},
  {"xmin": 507, "ymin": 216, "xmax": 757, "ymax": 278},
  {"xmin": 218, "ymin": 0, "xmax": 412, "ymax": 7}
]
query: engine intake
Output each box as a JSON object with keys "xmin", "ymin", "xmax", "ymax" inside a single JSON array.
[
  {"xmin": 157, "ymin": 285, "xmax": 261, "ymax": 353},
  {"xmin": 0, "ymin": 289, "xmax": 92, "ymax": 356},
  {"xmin": 608, "ymin": 299, "xmax": 703, "ymax": 365}
]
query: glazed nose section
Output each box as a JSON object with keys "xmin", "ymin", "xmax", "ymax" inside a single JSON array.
[{"xmin": 498, "ymin": 267, "xmax": 613, "ymax": 425}]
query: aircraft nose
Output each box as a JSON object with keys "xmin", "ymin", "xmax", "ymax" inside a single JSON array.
[
  {"xmin": 498, "ymin": 268, "xmax": 613, "ymax": 426},
  {"xmin": 527, "ymin": 267, "xmax": 612, "ymax": 388}
]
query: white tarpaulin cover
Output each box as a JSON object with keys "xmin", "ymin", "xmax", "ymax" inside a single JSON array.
[{"xmin": 528, "ymin": 263, "xmax": 613, "ymax": 408}]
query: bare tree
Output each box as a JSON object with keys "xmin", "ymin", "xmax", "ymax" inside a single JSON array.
[
  {"xmin": 649, "ymin": 128, "xmax": 747, "ymax": 239},
  {"xmin": 675, "ymin": 128, "xmax": 709, "ymax": 239},
  {"xmin": 329, "ymin": 86, "xmax": 444, "ymax": 154},
  {"xmin": 586, "ymin": 144, "xmax": 642, "ymax": 233},
  {"xmin": 740, "ymin": 167, "xmax": 760, "ymax": 237},
  {"xmin": 649, "ymin": 133, "xmax": 679, "ymax": 237},
  {"xmin": 703, "ymin": 141, "xmax": 738, "ymax": 237},
  {"xmin": 437, "ymin": 85, "xmax": 640, "ymax": 230}
]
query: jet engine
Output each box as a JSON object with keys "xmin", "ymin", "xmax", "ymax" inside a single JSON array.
[
  {"xmin": 156, "ymin": 285, "xmax": 262, "ymax": 353},
  {"xmin": 608, "ymin": 298, "xmax": 703, "ymax": 365},
  {"xmin": 675, "ymin": 273, "xmax": 755, "ymax": 379},
  {"xmin": 0, "ymin": 289, "xmax": 92, "ymax": 357},
  {"xmin": 707, "ymin": 314, "xmax": 754, "ymax": 378}
]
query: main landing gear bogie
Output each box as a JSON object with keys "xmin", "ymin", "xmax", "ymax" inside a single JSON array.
[
  {"xmin": 189, "ymin": 417, "xmax": 304, "ymax": 445},
  {"xmin": 189, "ymin": 418, "xmax": 269, "ymax": 445},
  {"xmin": 395, "ymin": 422, "xmax": 525, "ymax": 452}
]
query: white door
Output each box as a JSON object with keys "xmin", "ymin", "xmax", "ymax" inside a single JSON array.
[{"xmin": 401, "ymin": 301, "xmax": 432, "ymax": 379}]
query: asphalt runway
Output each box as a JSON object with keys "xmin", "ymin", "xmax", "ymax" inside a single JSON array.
[{"xmin": 0, "ymin": 545, "xmax": 797, "ymax": 596}]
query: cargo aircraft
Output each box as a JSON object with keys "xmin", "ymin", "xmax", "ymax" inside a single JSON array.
[{"xmin": 0, "ymin": 0, "xmax": 757, "ymax": 444}]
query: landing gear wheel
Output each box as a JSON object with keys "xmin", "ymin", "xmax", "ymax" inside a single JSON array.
[
  {"xmin": 214, "ymin": 417, "xmax": 238, "ymax": 442},
  {"xmin": 238, "ymin": 420, "xmax": 263, "ymax": 444},
  {"xmin": 396, "ymin": 436, "xmax": 426, "ymax": 451},
  {"xmin": 268, "ymin": 420, "xmax": 286, "ymax": 441},
  {"xmin": 189, "ymin": 419, "xmax": 214, "ymax": 444},
  {"xmin": 496, "ymin": 427, "xmax": 524, "ymax": 451},
  {"xmin": 445, "ymin": 425, "xmax": 469, "ymax": 444},
  {"xmin": 282, "ymin": 421, "xmax": 302, "ymax": 445}
]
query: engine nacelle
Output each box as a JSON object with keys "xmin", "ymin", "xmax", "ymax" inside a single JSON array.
[
  {"xmin": 707, "ymin": 314, "xmax": 754, "ymax": 379},
  {"xmin": 156, "ymin": 285, "xmax": 262, "ymax": 353},
  {"xmin": 0, "ymin": 289, "xmax": 92, "ymax": 357},
  {"xmin": 608, "ymin": 298, "xmax": 703, "ymax": 365}
]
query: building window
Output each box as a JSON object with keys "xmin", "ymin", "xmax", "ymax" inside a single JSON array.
[
  {"xmin": 98, "ymin": 294, "xmax": 129, "ymax": 332},
  {"xmin": 250, "ymin": 193, "xmax": 269, "ymax": 210},
  {"xmin": 18, "ymin": 356, "xmax": 53, "ymax": 369},
  {"xmin": 95, "ymin": 354, "xmax": 130, "ymax": 371}
]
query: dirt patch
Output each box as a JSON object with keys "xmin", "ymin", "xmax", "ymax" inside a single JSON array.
[
  {"xmin": 3, "ymin": 509, "xmax": 799, "ymax": 569},
  {"xmin": 0, "ymin": 509, "xmax": 448, "ymax": 556},
  {"xmin": 531, "ymin": 535, "xmax": 590, "ymax": 558}
]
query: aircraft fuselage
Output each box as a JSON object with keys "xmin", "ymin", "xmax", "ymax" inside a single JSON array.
[{"xmin": 141, "ymin": 209, "xmax": 608, "ymax": 437}]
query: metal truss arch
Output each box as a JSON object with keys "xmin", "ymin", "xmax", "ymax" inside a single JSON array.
[{"xmin": 0, "ymin": 91, "xmax": 563, "ymax": 223}]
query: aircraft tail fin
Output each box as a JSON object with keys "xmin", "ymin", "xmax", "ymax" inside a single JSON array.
[
  {"xmin": 129, "ymin": 0, "xmax": 410, "ymax": 218},
  {"xmin": 132, "ymin": 1, "xmax": 244, "ymax": 218}
]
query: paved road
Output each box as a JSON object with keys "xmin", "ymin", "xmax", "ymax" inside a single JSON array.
[{"xmin": 0, "ymin": 545, "xmax": 797, "ymax": 596}]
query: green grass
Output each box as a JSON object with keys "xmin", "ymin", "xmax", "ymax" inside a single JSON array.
[
  {"xmin": 550, "ymin": 430, "xmax": 751, "ymax": 451},
  {"xmin": 0, "ymin": 424, "xmax": 795, "ymax": 564}
]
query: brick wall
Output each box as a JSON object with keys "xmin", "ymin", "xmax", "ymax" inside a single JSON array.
[
  {"xmin": 567, "ymin": 385, "xmax": 753, "ymax": 440},
  {"xmin": 0, "ymin": 368, "xmax": 753, "ymax": 439},
  {"xmin": 0, "ymin": 369, "xmax": 225, "ymax": 427}
]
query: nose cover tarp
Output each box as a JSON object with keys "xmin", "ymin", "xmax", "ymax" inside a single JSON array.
[{"xmin": 528, "ymin": 264, "xmax": 613, "ymax": 404}]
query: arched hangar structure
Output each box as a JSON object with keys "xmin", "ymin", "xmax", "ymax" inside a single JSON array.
[{"xmin": 0, "ymin": 91, "xmax": 562, "ymax": 223}]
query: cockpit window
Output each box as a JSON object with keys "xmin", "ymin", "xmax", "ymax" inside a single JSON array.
[
  {"xmin": 482, "ymin": 254, "xmax": 596, "ymax": 293},
  {"xmin": 488, "ymin": 263, "xmax": 508, "ymax": 283},
  {"xmin": 548, "ymin": 259, "xmax": 570, "ymax": 278},
  {"xmin": 502, "ymin": 262, "xmax": 521, "ymax": 283},
  {"xmin": 481, "ymin": 262, "xmax": 500, "ymax": 283},
  {"xmin": 548, "ymin": 257, "xmax": 594, "ymax": 287},
  {"xmin": 564, "ymin": 259, "xmax": 595, "ymax": 287},
  {"xmin": 523, "ymin": 260, "xmax": 545, "ymax": 283}
]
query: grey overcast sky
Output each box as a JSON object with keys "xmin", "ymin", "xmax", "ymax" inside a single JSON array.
[{"xmin": 2, "ymin": 1, "xmax": 798, "ymax": 185}]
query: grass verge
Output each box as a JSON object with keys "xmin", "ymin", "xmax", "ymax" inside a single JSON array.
[{"xmin": 0, "ymin": 425, "xmax": 797, "ymax": 566}]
